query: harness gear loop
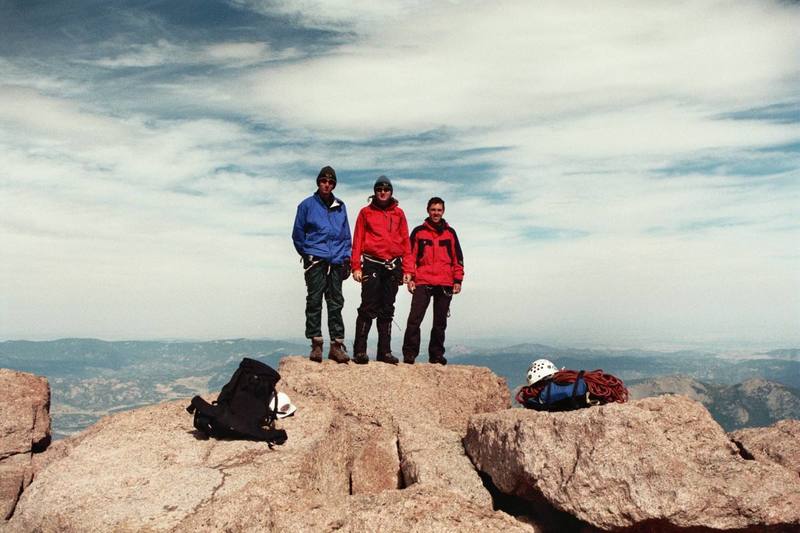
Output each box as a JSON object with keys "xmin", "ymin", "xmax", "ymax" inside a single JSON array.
[
  {"xmin": 363, "ymin": 254, "xmax": 401, "ymax": 271},
  {"xmin": 303, "ymin": 255, "xmax": 324, "ymax": 273}
]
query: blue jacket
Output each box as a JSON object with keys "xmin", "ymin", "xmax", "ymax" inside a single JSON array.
[{"xmin": 292, "ymin": 192, "xmax": 352, "ymax": 265}]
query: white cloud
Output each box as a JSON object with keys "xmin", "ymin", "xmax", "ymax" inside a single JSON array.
[
  {"xmin": 231, "ymin": 0, "xmax": 420, "ymax": 30},
  {"xmin": 1, "ymin": 0, "xmax": 799, "ymax": 345},
  {"xmin": 85, "ymin": 39, "xmax": 297, "ymax": 68},
  {"xmin": 204, "ymin": 42, "xmax": 279, "ymax": 64},
  {"xmin": 225, "ymin": 0, "xmax": 800, "ymax": 134},
  {"xmin": 88, "ymin": 40, "xmax": 185, "ymax": 68},
  {"xmin": 0, "ymin": 85, "xmax": 132, "ymax": 141},
  {"xmin": 0, "ymin": 59, "xmax": 73, "ymax": 93}
]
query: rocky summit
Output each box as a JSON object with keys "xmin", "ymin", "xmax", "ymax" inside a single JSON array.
[
  {"xmin": 2, "ymin": 358, "xmax": 800, "ymax": 532},
  {"xmin": 464, "ymin": 395, "xmax": 800, "ymax": 532},
  {"xmin": 5, "ymin": 357, "xmax": 518, "ymax": 532},
  {"xmin": 0, "ymin": 369, "xmax": 50, "ymax": 521},
  {"xmin": 730, "ymin": 419, "xmax": 800, "ymax": 476}
]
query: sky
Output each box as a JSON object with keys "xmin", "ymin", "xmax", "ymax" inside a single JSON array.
[{"xmin": 1, "ymin": 0, "xmax": 799, "ymax": 349}]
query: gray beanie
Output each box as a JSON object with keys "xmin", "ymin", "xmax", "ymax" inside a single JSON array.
[{"xmin": 374, "ymin": 175, "xmax": 393, "ymax": 192}]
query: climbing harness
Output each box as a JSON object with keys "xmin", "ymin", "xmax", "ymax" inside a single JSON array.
[
  {"xmin": 303, "ymin": 256, "xmax": 337, "ymax": 276},
  {"xmin": 363, "ymin": 254, "xmax": 401, "ymax": 270},
  {"xmin": 302, "ymin": 255, "xmax": 324, "ymax": 273}
]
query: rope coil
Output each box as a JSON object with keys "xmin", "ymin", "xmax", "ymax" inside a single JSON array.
[{"xmin": 516, "ymin": 369, "xmax": 629, "ymax": 406}]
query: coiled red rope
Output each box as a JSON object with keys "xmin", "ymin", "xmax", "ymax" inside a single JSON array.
[{"xmin": 516, "ymin": 369, "xmax": 629, "ymax": 406}]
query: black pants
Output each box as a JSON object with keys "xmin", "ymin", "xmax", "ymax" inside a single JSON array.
[
  {"xmin": 402, "ymin": 285, "xmax": 452, "ymax": 361},
  {"xmin": 353, "ymin": 260, "xmax": 401, "ymax": 356}
]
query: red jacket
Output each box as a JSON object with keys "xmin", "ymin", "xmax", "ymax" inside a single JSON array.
[
  {"xmin": 351, "ymin": 199, "xmax": 413, "ymax": 274},
  {"xmin": 409, "ymin": 218, "xmax": 464, "ymax": 286}
]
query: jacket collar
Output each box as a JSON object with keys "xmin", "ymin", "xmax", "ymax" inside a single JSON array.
[
  {"xmin": 369, "ymin": 197, "xmax": 398, "ymax": 211},
  {"xmin": 314, "ymin": 191, "xmax": 342, "ymax": 209},
  {"xmin": 424, "ymin": 217, "xmax": 448, "ymax": 234}
]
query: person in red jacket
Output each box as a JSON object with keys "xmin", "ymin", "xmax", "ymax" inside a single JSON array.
[
  {"xmin": 351, "ymin": 176, "xmax": 413, "ymax": 364},
  {"xmin": 402, "ymin": 197, "xmax": 464, "ymax": 365}
]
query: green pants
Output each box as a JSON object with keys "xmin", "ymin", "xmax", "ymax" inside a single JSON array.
[{"xmin": 304, "ymin": 262, "xmax": 345, "ymax": 340}]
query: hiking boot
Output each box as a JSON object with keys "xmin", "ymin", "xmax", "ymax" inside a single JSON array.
[
  {"xmin": 328, "ymin": 339, "xmax": 350, "ymax": 364},
  {"xmin": 429, "ymin": 356, "xmax": 447, "ymax": 366},
  {"xmin": 403, "ymin": 354, "xmax": 415, "ymax": 364},
  {"xmin": 309, "ymin": 337, "xmax": 324, "ymax": 363},
  {"xmin": 377, "ymin": 353, "xmax": 399, "ymax": 365},
  {"xmin": 353, "ymin": 352, "xmax": 369, "ymax": 365}
]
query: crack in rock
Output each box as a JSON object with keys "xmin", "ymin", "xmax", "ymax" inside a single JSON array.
[
  {"xmin": 2, "ymin": 473, "xmax": 25, "ymax": 520},
  {"xmin": 209, "ymin": 469, "xmax": 231, "ymax": 502},
  {"xmin": 0, "ymin": 450, "xmax": 31, "ymax": 461},
  {"xmin": 395, "ymin": 431, "xmax": 409, "ymax": 489},
  {"xmin": 562, "ymin": 444, "xmax": 581, "ymax": 490}
]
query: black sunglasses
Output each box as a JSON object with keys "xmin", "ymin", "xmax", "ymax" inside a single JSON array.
[{"xmin": 374, "ymin": 187, "xmax": 392, "ymax": 193}]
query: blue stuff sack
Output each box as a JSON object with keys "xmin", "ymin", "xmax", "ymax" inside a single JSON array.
[{"xmin": 525, "ymin": 371, "xmax": 589, "ymax": 411}]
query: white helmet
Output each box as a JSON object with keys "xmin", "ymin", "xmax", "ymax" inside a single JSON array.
[
  {"xmin": 526, "ymin": 359, "xmax": 558, "ymax": 386},
  {"xmin": 271, "ymin": 391, "xmax": 297, "ymax": 419}
]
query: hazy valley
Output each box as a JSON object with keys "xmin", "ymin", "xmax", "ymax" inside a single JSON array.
[{"xmin": 1, "ymin": 338, "xmax": 798, "ymax": 438}]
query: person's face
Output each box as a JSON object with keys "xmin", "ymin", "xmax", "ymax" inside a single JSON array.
[
  {"xmin": 317, "ymin": 177, "xmax": 335, "ymax": 196},
  {"xmin": 427, "ymin": 203, "xmax": 444, "ymax": 223},
  {"xmin": 375, "ymin": 186, "xmax": 392, "ymax": 201}
]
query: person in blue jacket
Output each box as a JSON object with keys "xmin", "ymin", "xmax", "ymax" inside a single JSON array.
[{"xmin": 292, "ymin": 166, "xmax": 352, "ymax": 363}]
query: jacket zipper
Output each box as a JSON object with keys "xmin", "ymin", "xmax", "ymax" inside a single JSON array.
[{"xmin": 327, "ymin": 207, "xmax": 332, "ymax": 257}]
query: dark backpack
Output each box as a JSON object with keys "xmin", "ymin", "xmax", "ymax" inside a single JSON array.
[
  {"xmin": 523, "ymin": 370, "xmax": 590, "ymax": 412},
  {"xmin": 186, "ymin": 358, "xmax": 288, "ymax": 445}
]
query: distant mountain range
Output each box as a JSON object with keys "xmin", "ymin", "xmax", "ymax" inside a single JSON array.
[
  {"xmin": 1, "ymin": 338, "xmax": 798, "ymax": 438},
  {"xmin": 452, "ymin": 343, "xmax": 800, "ymax": 391},
  {"xmin": 628, "ymin": 376, "xmax": 800, "ymax": 431},
  {"xmin": 0, "ymin": 338, "xmax": 304, "ymax": 439},
  {"xmin": 761, "ymin": 348, "xmax": 800, "ymax": 360}
]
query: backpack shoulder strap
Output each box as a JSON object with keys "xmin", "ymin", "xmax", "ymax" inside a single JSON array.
[
  {"xmin": 217, "ymin": 367, "xmax": 244, "ymax": 405},
  {"xmin": 267, "ymin": 392, "xmax": 279, "ymax": 425},
  {"xmin": 571, "ymin": 370, "xmax": 585, "ymax": 398},
  {"xmin": 265, "ymin": 428, "xmax": 287, "ymax": 447}
]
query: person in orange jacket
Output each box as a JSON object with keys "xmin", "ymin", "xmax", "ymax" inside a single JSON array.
[
  {"xmin": 350, "ymin": 176, "xmax": 413, "ymax": 364},
  {"xmin": 402, "ymin": 197, "xmax": 464, "ymax": 365}
]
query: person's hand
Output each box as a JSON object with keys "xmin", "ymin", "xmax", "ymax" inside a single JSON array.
[
  {"xmin": 402, "ymin": 273, "xmax": 411, "ymax": 285},
  {"xmin": 453, "ymin": 283, "xmax": 461, "ymax": 294},
  {"xmin": 407, "ymin": 280, "xmax": 416, "ymax": 294},
  {"xmin": 341, "ymin": 258, "xmax": 351, "ymax": 280},
  {"xmin": 353, "ymin": 269, "xmax": 363, "ymax": 283}
]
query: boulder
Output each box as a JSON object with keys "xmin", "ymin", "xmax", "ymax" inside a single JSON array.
[
  {"xmin": 730, "ymin": 419, "xmax": 800, "ymax": 476},
  {"xmin": 0, "ymin": 369, "xmax": 51, "ymax": 520},
  {"xmin": 8, "ymin": 357, "xmax": 522, "ymax": 532},
  {"xmin": 464, "ymin": 395, "xmax": 800, "ymax": 531},
  {"xmin": 397, "ymin": 422, "xmax": 492, "ymax": 507},
  {"xmin": 309, "ymin": 484, "xmax": 536, "ymax": 533},
  {"xmin": 279, "ymin": 356, "xmax": 507, "ymax": 507},
  {"xmin": 351, "ymin": 426, "xmax": 400, "ymax": 494},
  {"xmin": 277, "ymin": 356, "xmax": 509, "ymax": 432}
]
